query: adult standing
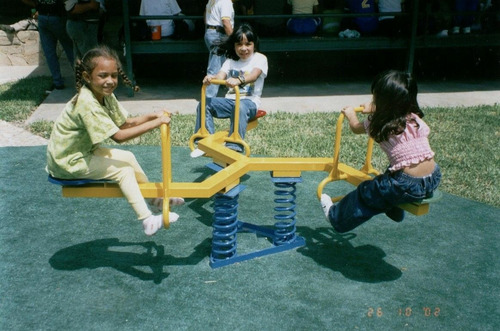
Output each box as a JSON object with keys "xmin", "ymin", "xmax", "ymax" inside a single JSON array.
[
  {"xmin": 65, "ymin": 0, "xmax": 100, "ymax": 59},
  {"xmin": 21, "ymin": 0, "xmax": 74, "ymax": 90},
  {"xmin": 204, "ymin": 0, "xmax": 234, "ymax": 98}
]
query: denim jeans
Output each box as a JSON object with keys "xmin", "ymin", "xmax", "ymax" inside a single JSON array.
[
  {"xmin": 204, "ymin": 29, "xmax": 226, "ymax": 98},
  {"xmin": 328, "ymin": 165, "xmax": 441, "ymax": 233},
  {"xmin": 453, "ymin": 0, "xmax": 479, "ymax": 27},
  {"xmin": 194, "ymin": 97, "xmax": 257, "ymax": 152},
  {"xmin": 66, "ymin": 20, "xmax": 98, "ymax": 59},
  {"xmin": 37, "ymin": 14, "xmax": 74, "ymax": 87}
]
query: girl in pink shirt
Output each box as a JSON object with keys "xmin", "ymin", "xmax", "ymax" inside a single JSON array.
[{"xmin": 321, "ymin": 70, "xmax": 441, "ymax": 233}]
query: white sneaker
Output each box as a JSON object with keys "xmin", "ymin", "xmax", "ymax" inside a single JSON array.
[
  {"xmin": 320, "ymin": 194, "xmax": 333, "ymax": 222},
  {"xmin": 463, "ymin": 26, "xmax": 471, "ymax": 34},
  {"xmin": 452, "ymin": 26, "xmax": 460, "ymax": 34},
  {"xmin": 436, "ymin": 29, "xmax": 448, "ymax": 38},
  {"xmin": 190, "ymin": 148, "xmax": 206, "ymax": 158}
]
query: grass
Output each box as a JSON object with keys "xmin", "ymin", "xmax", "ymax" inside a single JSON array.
[
  {"xmin": 1, "ymin": 76, "xmax": 499, "ymax": 207},
  {"xmin": 0, "ymin": 76, "xmax": 52, "ymax": 124}
]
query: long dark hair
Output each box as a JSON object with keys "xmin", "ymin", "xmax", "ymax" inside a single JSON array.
[
  {"xmin": 368, "ymin": 70, "xmax": 424, "ymax": 143},
  {"xmin": 221, "ymin": 23, "xmax": 260, "ymax": 61},
  {"xmin": 73, "ymin": 45, "xmax": 139, "ymax": 103}
]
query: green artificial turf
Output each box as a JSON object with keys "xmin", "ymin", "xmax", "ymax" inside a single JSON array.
[{"xmin": 1, "ymin": 146, "xmax": 498, "ymax": 331}]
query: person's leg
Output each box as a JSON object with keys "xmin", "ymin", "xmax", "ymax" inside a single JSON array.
[
  {"xmin": 79, "ymin": 148, "xmax": 179, "ymax": 235},
  {"xmin": 463, "ymin": 0, "xmax": 479, "ymax": 29},
  {"xmin": 454, "ymin": 0, "xmax": 466, "ymax": 29},
  {"xmin": 231, "ymin": 99, "xmax": 257, "ymax": 139},
  {"xmin": 66, "ymin": 20, "xmax": 81, "ymax": 59},
  {"xmin": 84, "ymin": 148, "xmax": 150, "ymax": 220},
  {"xmin": 204, "ymin": 30, "xmax": 225, "ymax": 98},
  {"xmin": 37, "ymin": 15, "xmax": 64, "ymax": 88},
  {"xmin": 194, "ymin": 98, "xmax": 217, "ymax": 135},
  {"xmin": 80, "ymin": 22, "xmax": 99, "ymax": 55},
  {"xmin": 327, "ymin": 172, "xmax": 400, "ymax": 233},
  {"xmin": 52, "ymin": 16, "xmax": 74, "ymax": 67},
  {"xmin": 67, "ymin": 20, "xmax": 98, "ymax": 59}
]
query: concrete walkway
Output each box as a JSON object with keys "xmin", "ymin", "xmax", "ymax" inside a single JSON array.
[{"xmin": 1, "ymin": 65, "xmax": 499, "ymax": 147}]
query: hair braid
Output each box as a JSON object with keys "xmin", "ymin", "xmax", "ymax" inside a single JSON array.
[
  {"xmin": 118, "ymin": 67, "xmax": 140, "ymax": 92},
  {"xmin": 72, "ymin": 59, "xmax": 86, "ymax": 104}
]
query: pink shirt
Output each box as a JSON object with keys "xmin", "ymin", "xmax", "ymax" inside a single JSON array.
[{"xmin": 364, "ymin": 113, "xmax": 435, "ymax": 172}]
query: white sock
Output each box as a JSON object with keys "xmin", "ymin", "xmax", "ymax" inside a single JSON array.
[
  {"xmin": 142, "ymin": 212, "xmax": 180, "ymax": 236},
  {"xmin": 169, "ymin": 197, "xmax": 185, "ymax": 206},
  {"xmin": 148, "ymin": 197, "xmax": 185, "ymax": 212},
  {"xmin": 147, "ymin": 198, "xmax": 163, "ymax": 213},
  {"xmin": 143, "ymin": 214, "xmax": 163, "ymax": 236},
  {"xmin": 321, "ymin": 194, "xmax": 333, "ymax": 221}
]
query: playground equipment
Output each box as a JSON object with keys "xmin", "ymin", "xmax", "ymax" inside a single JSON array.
[
  {"xmin": 189, "ymin": 79, "xmax": 266, "ymax": 157},
  {"xmin": 49, "ymin": 84, "xmax": 439, "ymax": 268}
]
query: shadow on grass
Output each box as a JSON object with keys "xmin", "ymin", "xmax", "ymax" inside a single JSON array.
[
  {"xmin": 49, "ymin": 237, "xmax": 211, "ymax": 284},
  {"xmin": 297, "ymin": 226, "xmax": 402, "ymax": 283}
]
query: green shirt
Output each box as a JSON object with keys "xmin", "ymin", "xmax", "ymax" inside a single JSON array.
[{"xmin": 46, "ymin": 86, "xmax": 128, "ymax": 178}]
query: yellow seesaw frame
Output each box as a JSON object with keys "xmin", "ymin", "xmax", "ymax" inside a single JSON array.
[{"xmin": 56, "ymin": 83, "xmax": 435, "ymax": 229}]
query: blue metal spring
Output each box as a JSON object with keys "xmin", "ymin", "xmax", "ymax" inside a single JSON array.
[
  {"xmin": 211, "ymin": 193, "xmax": 239, "ymax": 262},
  {"xmin": 273, "ymin": 181, "xmax": 298, "ymax": 245}
]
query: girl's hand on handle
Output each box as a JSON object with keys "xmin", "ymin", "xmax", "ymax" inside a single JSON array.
[
  {"xmin": 202, "ymin": 75, "xmax": 214, "ymax": 85},
  {"xmin": 157, "ymin": 112, "xmax": 171, "ymax": 125},
  {"xmin": 152, "ymin": 110, "xmax": 171, "ymax": 125},
  {"xmin": 361, "ymin": 101, "xmax": 374, "ymax": 114},
  {"xmin": 341, "ymin": 106, "xmax": 356, "ymax": 119},
  {"xmin": 225, "ymin": 77, "xmax": 241, "ymax": 88}
]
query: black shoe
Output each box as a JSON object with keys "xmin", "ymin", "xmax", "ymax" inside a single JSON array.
[
  {"xmin": 0, "ymin": 24, "xmax": 15, "ymax": 34},
  {"xmin": 385, "ymin": 207, "xmax": 405, "ymax": 223},
  {"xmin": 50, "ymin": 84, "xmax": 65, "ymax": 90}
]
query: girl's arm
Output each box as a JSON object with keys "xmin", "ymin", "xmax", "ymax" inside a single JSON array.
[
  {"xmin": 203, "ymin": 71, "xmax": 227, "ymax": 85},
  {"xmin": 111, "ymin": 112, "xmax": 171, "ymax": 143},
  {"xmin": 342, "ymin": 106, "xmax": 366, "ymax": 134},
  {"xmin": 225, "ymin": 68, "xmax": 263, "ymax": 88}
]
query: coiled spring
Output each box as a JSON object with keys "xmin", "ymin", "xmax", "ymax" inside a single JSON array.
[
  {"xmin": 273, "ymin": 181, "xmax": 298, "ymax": 245},
  {"xmin": 211, "ymin": 193, "xmax": 239, "ymax": 262}
]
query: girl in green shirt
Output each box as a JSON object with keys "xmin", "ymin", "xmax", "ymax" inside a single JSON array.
[{"xmin": 47, "ymin": 45, "xmax": 182, "ymax": 236}]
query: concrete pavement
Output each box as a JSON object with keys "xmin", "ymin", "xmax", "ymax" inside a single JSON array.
[{"xmin": 1, "ymin": 65, "xmax": 499, "ymax": 147}]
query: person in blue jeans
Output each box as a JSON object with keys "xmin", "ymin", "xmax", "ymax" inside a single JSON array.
[
  {"xmin": 204, "ymin": 0, "xmax": 234, "ymax": 98},
  {"xmin": 22, "ymin": 0, "xmax": 74, "ymax": 89},
  {"xmin": 321, "ymin": 70, "xmax": 441, "ymax": 233},
  {"xmin": 452, "ymin": 0, "xmax": 479, "ymax": 34},
  {"xmin": 192, "ymin": 23, "xmax": 268, "ymax": 157}
]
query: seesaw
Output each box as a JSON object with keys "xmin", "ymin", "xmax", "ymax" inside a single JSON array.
[{"xmin": 49, "ymin": 82, "xmax": 439, "ymax": 268}]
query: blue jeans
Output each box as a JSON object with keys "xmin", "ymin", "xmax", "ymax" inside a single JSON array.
[
  {"xmin": 204, "ymin": 29, "xmax": 226, "ymax": 98},
  {"xmin": 37, "ymin": 14, "xmax": 74, "ymax": 87},
  {"xmin": 287, "ymin": 18, "xmax": 321, "ymax": 35},
  {"xmin": 328, "ymin": 165, "xmax": 441, "ymax": 233},
  {"xmin": 195, "ymin": 97, "xmax": 257, "ymax": 152},
  {"xmin": 66, "ymin": 20, "xmax": 98, "ymax": 59},
  {"xmin": 454, "ymin": 0, "xmax": 479, "ymax": 27}
]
